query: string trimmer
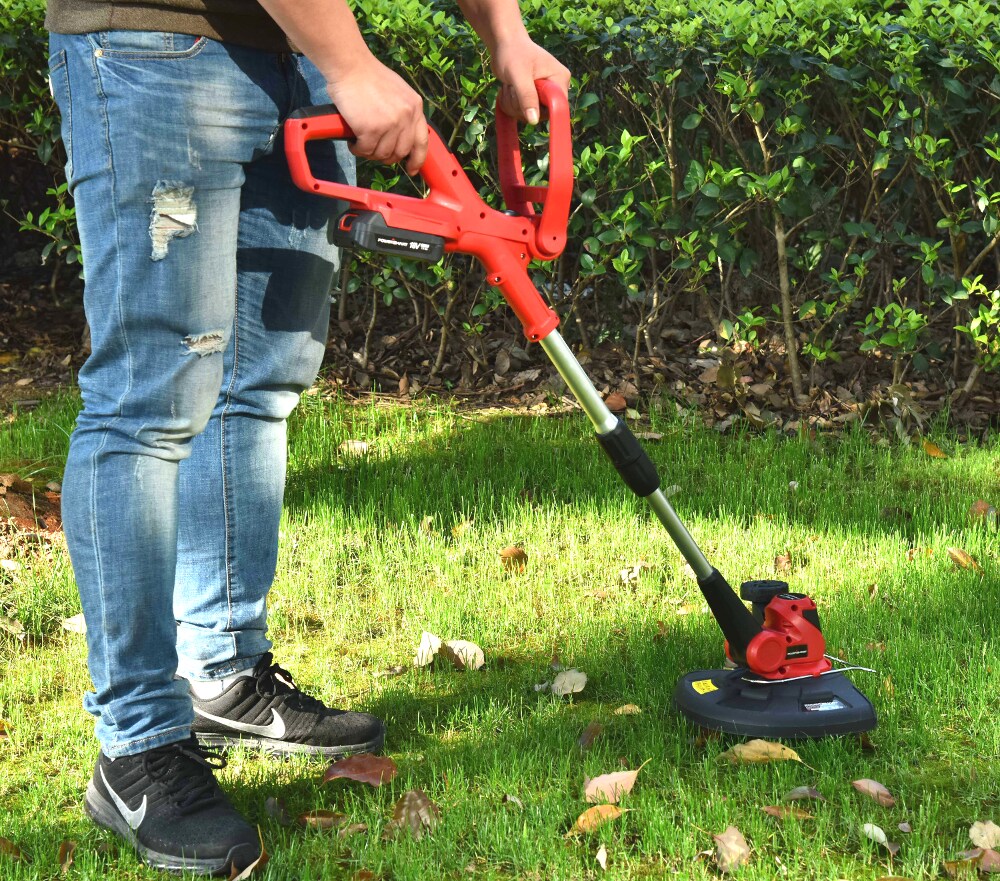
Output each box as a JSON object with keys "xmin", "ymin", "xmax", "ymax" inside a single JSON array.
[{"xmin": 284, "ymin": 83, "xmax": 877, "ymax": 739}]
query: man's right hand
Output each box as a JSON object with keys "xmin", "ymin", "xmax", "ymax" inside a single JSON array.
[{"xmin": 325, "ymin": 57, "xmax": 428, "ymax": 177}]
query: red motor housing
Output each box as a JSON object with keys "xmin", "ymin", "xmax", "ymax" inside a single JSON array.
[{"xmin": 725, "ymin": 593, "xmax": 831, "ymax": 680}]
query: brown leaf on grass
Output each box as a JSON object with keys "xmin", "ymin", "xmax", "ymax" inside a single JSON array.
[
  {"xmin": 338, "ymin": 439, "xmax": 369, "ymax": 458},
  {"xmin": 948, "ymin": 547, "xmax": 984, "ymax": 573},
  {"xmin": 858, "ymin": 732, "xmax": 878, "ymax": 753},
  {"xmin": 595, "ymin": 842, "xmax": 608, "ymax": 870},
  {"xmin": 438, "ymin": 639, "xmax": 485, "ymax": 671},
  {"xmin": 922, "ymin": 439, "xmax": 948, "ymax": 459},
  {"xmin": 944, "ymin": 851, "xmax": 983, "ymax": 878},
  {"xmin": 981, "ymin": 849, "xmax": 1000, "ymax": 873},
  {"xmin": 551, "ymin": 668, "xmax": 587, "ymax": 697},
  {"xmin": 613, "ymin": 704, "xmax": 641, "ymax": 716},
  {"xmin": 383, "ymin": 789, "xmax": 440, "ymax": 841},
  {"xmin": 0, "ymin": 719, "xmax": 10, "ymax": 738},
  {"xmin": 762, "ymin": 805, "xmax": 814, "ymax": 821},
  {"xmin": 228, "ymin": 827, "xmax": 268, "ymax": 880},
  {"xmin": 339, "ymin": 823, "xmax": 369, "ymax": 839},
  {"xmin": 718, "ymin": 739, "xmax": 802, "ymax": 764},
  {"xmin": 584, "ymin": 761, "xmax": 648, "ymax": 804},
  {"xmin": 0, "ymin": 837, "xmax": 30, "ymax": 862},
  {"xmin": 413, "ymin": 630, "xmax": 442, "ymax": 667},
  {"xmin": 898, "ymin": 822, "xmax": 912, "ymax": 834},
  {"xmin": 499, "ymin": 546, "xmax": 528, "ymax": 573},
  {"xmin": 907, "ymin": 547, "xmax": 933, "ymax": 561},
  {"xmin": 971, "ymin": 822, "xmax": 1000, "ymax": 849},
  {"xmin": 577, "ymin": 721, "xmax": 604, "ymax": 752},
  {"xmin": 968, "ymin": 500, "xmax": 998, "ymax": 523},
  {"xmin": 853, "ymin": 778, "xmax": 896, "ymax": 807},
  {"xmin": 714, "ymin": 826, "xmax": 751, "ymax": 873},
  {"xmin": 864, "ymin": 823, "xmax": 901, "ymax": 855},
  {"xmin": 783, "ymin": 786, "xmax": 826, "ymax": 802},
  {"xmin": 299, "ymin": 810, "xmax": 349, "ymax": 830},
  {"xmin": 323, "ymin": 754, "xmax": 398, "ymax": 787},
  {"xmin": 57, "ymin": 840, "xmax": 76, "ymax": 875},
  {"xmin": 620, "ymin": 561, "xmax": 652, "ymax": 585},
  {"xmin": 774, "ymin": 553, "xmax": 792, "ymax": 574},
  {"xmin": 570, "ymin": 804, "xmax": 623, "ymax": 834},
  {"xmin": 604, "ymin": 393, "xmax": 627, "ymax": 413}
]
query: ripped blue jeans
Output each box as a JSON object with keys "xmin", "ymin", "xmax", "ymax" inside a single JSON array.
[{"xmin": 49, "ymin": 31, "xmax": 353, "ymax": 756}]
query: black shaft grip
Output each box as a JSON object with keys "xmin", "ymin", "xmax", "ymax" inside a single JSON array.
[{"xmin": 596, "ymin": 419, "xmax": 660, "ymax": 497}]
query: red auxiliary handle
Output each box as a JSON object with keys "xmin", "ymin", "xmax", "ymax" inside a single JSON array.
[{"xmin": 284, "ymin": 79, "xmax": 572, "ymax": 342}]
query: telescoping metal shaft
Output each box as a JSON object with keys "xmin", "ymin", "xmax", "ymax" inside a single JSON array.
[{"xmin": 539, "ymin": 329, "xmax": 762, "ymax": 659}]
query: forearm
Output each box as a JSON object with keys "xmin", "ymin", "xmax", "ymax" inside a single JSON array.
[
  {"xmin": 455, "ymin": 0, "xmax": 531, "ymax": 55},
  {"xmin": 256, "ymin": 0, "xmax": 372, "ymax": 83}
]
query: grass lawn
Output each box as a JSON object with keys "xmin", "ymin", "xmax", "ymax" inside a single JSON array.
[{"xmin": 1, "ymin": 390, "xmax": 998, "ymax": 880}]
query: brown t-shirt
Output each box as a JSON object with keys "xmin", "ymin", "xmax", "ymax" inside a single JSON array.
[{"xmin": 45, "ymin": 0, "xmax": 293, "ymax": 52}]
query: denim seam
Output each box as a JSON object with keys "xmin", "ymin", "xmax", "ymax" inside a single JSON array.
[
  {"xmin": 87, "ymin": 43, "xmax": 124, "ymax": 738},
  {"xmin": 189, "ymin": 654, "xmax": 262, "ymax": 681},
  {"xmin": 220, "ymin": 276, "xmax": 240, "ymax": 658}
]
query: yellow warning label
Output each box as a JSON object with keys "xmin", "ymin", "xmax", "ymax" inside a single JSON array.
[{"xmin": 691, "ymin": 679, "xmax": 718, "ymax": 695}]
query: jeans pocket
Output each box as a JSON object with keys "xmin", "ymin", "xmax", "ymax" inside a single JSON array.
[
  {"xmin": 90, "ymin": 30, "xmax": 209, "ymax": 60},
  {"xmin": 48, "ymin": 49, "xmax": 73, "ymax": 180}
]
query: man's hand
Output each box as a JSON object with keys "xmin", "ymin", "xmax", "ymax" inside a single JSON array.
[
  {"xmin": 325, "ymin": 57, "xmax": 428, "ymax": 176},
  {"xmin": 491, "ymin": 33, "xmax": 571, "ymax": 125}
]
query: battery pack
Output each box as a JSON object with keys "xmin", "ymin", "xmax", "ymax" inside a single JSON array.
[{"xmin": 333, "ymin": 210, "xmax": 445, "ymax": 262}]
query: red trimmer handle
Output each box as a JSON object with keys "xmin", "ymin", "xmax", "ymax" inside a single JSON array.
[{"xmin": 495, "ymin": 79, "xmax": 572, "ymax": 258}]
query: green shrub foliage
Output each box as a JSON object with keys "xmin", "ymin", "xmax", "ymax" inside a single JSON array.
[{"xmin": 4, "ymin": 0, "xmax": 1000, "ymax": 388}]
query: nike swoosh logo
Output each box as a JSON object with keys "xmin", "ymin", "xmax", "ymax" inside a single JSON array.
[
  {"xmin": 194, "ymin": 707, "xmax": 286, "ymax": 739},
  {"xmin": 101, "ymin": 767, "xmax": 147, "ymax": 830}
]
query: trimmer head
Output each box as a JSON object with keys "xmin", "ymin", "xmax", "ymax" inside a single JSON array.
[{"xmin": 674, "ymin": 667, "xmax": 877, "ymax": 738}]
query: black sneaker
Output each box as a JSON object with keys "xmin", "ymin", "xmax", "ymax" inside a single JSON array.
[
  {"xmin": 84, "ymin": 736, "xmax": 260, "ymax": 875},
  {"xmin": 191, "ymin": 653, "xmax": 386, "ymax": 757}
]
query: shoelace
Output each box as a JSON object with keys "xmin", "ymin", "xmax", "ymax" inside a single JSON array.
[
  {"xmin": 253, "ymin": 654, "xmax": 326, "ymax": 712},
  {"xmin": 143, "ymin": 739, "xmax": 227, "ymax": 813}
]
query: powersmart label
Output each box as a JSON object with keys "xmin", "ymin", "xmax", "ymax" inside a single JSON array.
[
  {"xmin": 803, "ymin": 698, "xmax": 847, "ymax": 712},
  {"xmin": 691, "ymin": 679, "xmax": 718, "ymax": 695}
]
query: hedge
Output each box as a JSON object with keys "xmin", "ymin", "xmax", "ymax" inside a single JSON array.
[{"xmin": 2, "ymin": 0, "xmax": 999, "ymax": 394}]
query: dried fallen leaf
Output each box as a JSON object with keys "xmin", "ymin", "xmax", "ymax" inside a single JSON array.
[
  {"xmin": 922, "ymin": 439, "xmax": 948, "ymax": 459},
  {"xmin": 323, "ymin": 754, "xmax": 398, "ymax": 787},
  {"xmin": 338, "ymin": 823, "xmax": 368, "ymax": 839},
  {"xmin": 948, "ymin": 547, "xmax": 984, "ymax": 573},
  {"xmin": 718, "ymin": 739, "xmax": 802, "ymax": 764},
  {"xmin": 501, "ymin": 794, "xmax": 524, "ymax": 810},
  {"xmin": 577, "ymin": 721, "xmax": 604, "ymax": 752},
  {"xmin": 58, "ymin": 840, "xmax": 76, "ymax": 875},
  {"xmin": 620, "ymin": 561, "xmax": 652, "ymax": 584},
  {"xmin": 604, "ymin": 393, "xmax": 627, "ymax": 412},
  {"xmin": 864, "ymin": 823, "xmax": 900, "ymax": 855},
  {"xmin": 783, "ymin": 786, "xmax": 825, "ymax": 802},
  {"xmin": 338, "ymin": 439, "xmax": 369, "ymax": 458},
  {"xmin": 853, "ymin": 778, "xmax": 896, "ymax": 807},
  {"xmin": 570, "ymin": 804, "xmax": 623, "ymax": 834},
  {"xmin": 384, "ymin": 789, "xmax": 440, "ymax": 841},
  {"xmin": 228, "ymin": 827, "xmax": 268, "ymax": 880},
  {"xmin": 971, "ymin": 822, "xmax": 1000, "ymax": 850},
  {"xmin": 0, "ymin": 837, "xmax": 29, "ymax": 862},
  {"xmin": 61, "ymin": 613, "xmax": 87, "ymax": 634},
  {"xmin": 898, "ymin": 822, "xmax": 912, "ymax": 834},
  {"xmin": 774, "ymin": 552, "xmax": 792, "ymax": 574},
  {"xmin": 499, "ymin": 546, "xmax": 528, "ymax": 572},
  {"xmin": 551, "ymin": 668, "xmax": 587, "ymax": 697},
  {"xmin": 714, "ymin": 826, "xmax": 751, "ymax": 873},
  {"xmin": 584, "ymin": 761, "xmax": 648, "ymax": 804},
  {"xmin": 762, "ymin": 805, "xmax": 813, "ymax": 821},
  {"xmin": 299, "ymin": 810, "xmax": 349, "ymax": 830},
  {"xmin": 0, "ymin": 720, "xmax": 10, "ymax": 739},
  {"xmin": 613, "ymin": 704, "xmax": 641, "ymax": 716},
  {"xmin": 981, "ymin": 849, "xmax": 1000, "ymax": 873},
  {"xmin": 968, "ymin": 500, "xmax": 998, "ymax": 523},
  {"xmin": 944, "ymin": 851, "xmax": 983, "ymax": 878},
  {"xmin": 596, "ymin": 843, "xmax": 608, "ymax": 870},
  {"xmin": 439, "ymin": 639, "xmax": 485, "ymax": 671},
  {"xmin": 413, "ymin": 630, "xmax": 442, "ymax": 667}
]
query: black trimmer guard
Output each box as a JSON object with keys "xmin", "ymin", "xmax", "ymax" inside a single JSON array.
[{"xmin": 675, "ymin": 668, "xmax": 877, "ymax": 738}]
